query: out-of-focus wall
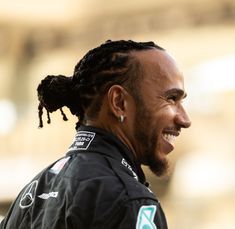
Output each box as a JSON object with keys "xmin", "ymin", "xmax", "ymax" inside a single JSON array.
[{"xmin": 1, "ymin": 0, "xmax": 235, "ymax": 228}]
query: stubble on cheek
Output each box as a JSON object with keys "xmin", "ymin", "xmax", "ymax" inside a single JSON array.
[
  {"xmin": 135, "ymin": 125, "xmax": 169, "ymax": 177},
  {"xmin": 133, "ymin": 94, "xmax": 169, "ymax": 176},
  {"xmin": 146, "ymin": 132, "xmax": 169, "ymax": 177}
]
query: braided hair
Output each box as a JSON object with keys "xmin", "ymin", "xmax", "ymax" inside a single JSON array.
[{"xmin": 37, "ymin": 39, "xmax": 164, "ymax": 130}]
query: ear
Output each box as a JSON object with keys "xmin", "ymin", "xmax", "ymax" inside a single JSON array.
[{"xmin": 107, "ymin": 85, "xmax": 127, "ymax": 118}]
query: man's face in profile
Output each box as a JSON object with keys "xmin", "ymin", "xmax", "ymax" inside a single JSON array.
[{"xmin": 132, "ymin": 49, "xmax": 191, "ymax": 176}]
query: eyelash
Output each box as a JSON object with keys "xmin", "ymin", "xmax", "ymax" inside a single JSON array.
[{"xmin": 167, "ymin": 95, "xmax": 178, "ymax": 102}]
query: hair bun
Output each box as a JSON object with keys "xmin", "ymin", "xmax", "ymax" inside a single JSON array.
[{"xmin": 37, "ymin": 75, "xmax": 73, "ymax": 112}]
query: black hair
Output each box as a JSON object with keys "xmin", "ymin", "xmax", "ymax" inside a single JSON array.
[{"xmin": 37, "ymin": 39, "xmax": 164, "ymax": 130}]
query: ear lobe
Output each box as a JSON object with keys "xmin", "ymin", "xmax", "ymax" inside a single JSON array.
[{"xmin": 107, "ymin": 85, "xmax": 126, "ymax": 118}]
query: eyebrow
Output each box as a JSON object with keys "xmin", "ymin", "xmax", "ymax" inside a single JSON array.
[{"xmin": 164, "ymin": 88, "xmax": 187, "ymax": 99}]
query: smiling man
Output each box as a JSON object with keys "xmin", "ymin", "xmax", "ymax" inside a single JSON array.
[
  {"xmin": 1, "ymin": 40, "xmax": 191, "ymax": 229},
  {"xmin": 130, "ymin": 49, "xmax": 191, "ymax": 177}
]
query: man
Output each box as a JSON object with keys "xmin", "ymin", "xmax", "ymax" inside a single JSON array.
[{"xmin": 1, "ymin": 40, "xmax": 191, "ymax": 228}]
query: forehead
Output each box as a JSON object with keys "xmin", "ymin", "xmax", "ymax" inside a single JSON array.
[{"xmin": 132, "ymin": 49, "xmax": 184, "ymax": 92}]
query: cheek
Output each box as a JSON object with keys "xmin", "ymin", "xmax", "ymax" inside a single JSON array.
[
  {"xmin": 125, "ymin": 102, "xmax": 139, "ymax": 138},
  {"xmin": 153, "ymin": 106, "xmax": 175, "ymax": 124},
  {"xmin": 164, "ymin": 106, "xmax": 176, "ymax": 120}
]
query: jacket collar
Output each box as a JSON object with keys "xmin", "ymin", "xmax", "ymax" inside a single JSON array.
[{"xmin": 67, "ymin": 125, "xmax": 146, "ymax": 184}]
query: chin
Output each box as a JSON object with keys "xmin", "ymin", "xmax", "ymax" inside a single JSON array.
[{"xmin": 148, "ymin": 156, "xmax": 169, "ymax": 177}]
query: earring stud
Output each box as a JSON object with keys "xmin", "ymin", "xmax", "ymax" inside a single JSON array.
[{"xmin": 119, "ymin": 115, "xmax": 124, "ymax": 123}]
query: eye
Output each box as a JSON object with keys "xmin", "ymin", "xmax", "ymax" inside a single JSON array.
[{"xmin": 167, "ymin": 95, "xmax": 178, "ymax": 103}]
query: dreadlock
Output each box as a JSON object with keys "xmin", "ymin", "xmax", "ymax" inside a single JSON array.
[{"xmin": 37, "ymin": 39, "xmax": 164, "ymax": 130}]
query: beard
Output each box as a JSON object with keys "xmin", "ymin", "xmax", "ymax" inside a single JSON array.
[{"xmin": 133, "ymin": 97, "xmax": 169, "ymax": 177}]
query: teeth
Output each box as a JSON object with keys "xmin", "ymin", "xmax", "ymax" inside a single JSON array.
[{"xmin": 163, "ymin": 134, "xmax": 176, "ymax": 144}]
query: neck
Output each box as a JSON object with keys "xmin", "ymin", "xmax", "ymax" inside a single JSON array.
[{"xmin": 86, "ymin": 119, "xmax": 138, "ymax": 161}]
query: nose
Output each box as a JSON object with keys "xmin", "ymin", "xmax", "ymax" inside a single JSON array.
[{"xmin": 174, "ymin": 105, "xmax": 191, "ymax": 129}]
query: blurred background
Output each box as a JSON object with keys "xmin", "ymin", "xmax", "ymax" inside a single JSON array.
[{"xmin": 0, "ymin": 0, "xmax": 235, "ymax": 228}]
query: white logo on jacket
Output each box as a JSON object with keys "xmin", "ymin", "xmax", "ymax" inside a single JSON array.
[
  {"xmin": 19, "ymin": 180, "xmax": 38, "ymax": 209},
  {"xmin": 38, "ymin": 191, "xmax": 58, "ymax": 200},
  {"xmin": 121, "ymin": 158, "xmax": 138, "ymax": 181},
  {"xmin": 68, "ymin": 131, "xmax": 96, "ymax": 151}
]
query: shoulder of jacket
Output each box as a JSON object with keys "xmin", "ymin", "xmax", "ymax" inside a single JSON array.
[
  {"xmin": 105, "ymin": 157, "xmax": 157, "ymax": 201},
  {"xmin": 64, "ymin": 152, "xmax": 115, "ymax": 178}
]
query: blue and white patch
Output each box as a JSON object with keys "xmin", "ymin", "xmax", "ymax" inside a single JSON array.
[
  {"xmin": 68, "ymin": 131, "xmax": 96, "ymax": 151},
  {"xmin": 136, "ymin": 205, "xmax": 157, "ymax": 229},
  {"xmin": 49, "ymin": 156, "xmax": 70, "ymax": 174}
]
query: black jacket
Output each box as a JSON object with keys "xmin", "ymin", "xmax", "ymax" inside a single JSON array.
[{"xmin": 1, "ymin": 126, "xmax": 168, "ymax": 229}]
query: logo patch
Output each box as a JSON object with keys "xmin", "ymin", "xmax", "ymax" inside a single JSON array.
[
  {"xmin": 19, "ymin": 180, "xmax": 38, "ymax": 209},
  {"xmin": 136, "ymin": 205, "xmax": 157, "ymax": 229},
  {"xmin": 68, "ymin": 131, "xmax": 95, "ymax": 151},
  {"xmin": 38, "ymin": 191, "xmax": 58, "ymax": 200},
  {"xmin": 121, "ymin": 158, "xmax": 138, "ymax": 181},
  {"xmin": 49, "ymin": 156, "xmax": 70, "ymax": 174}
]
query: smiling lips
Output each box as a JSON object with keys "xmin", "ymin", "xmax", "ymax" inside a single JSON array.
[
  {"xmin": 163, "ymin": 133, "xmax": 176, "ymax": 145},
  {"xmin": 162, "ymin": 130, "xmax": 180, "ymax": 149}
]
